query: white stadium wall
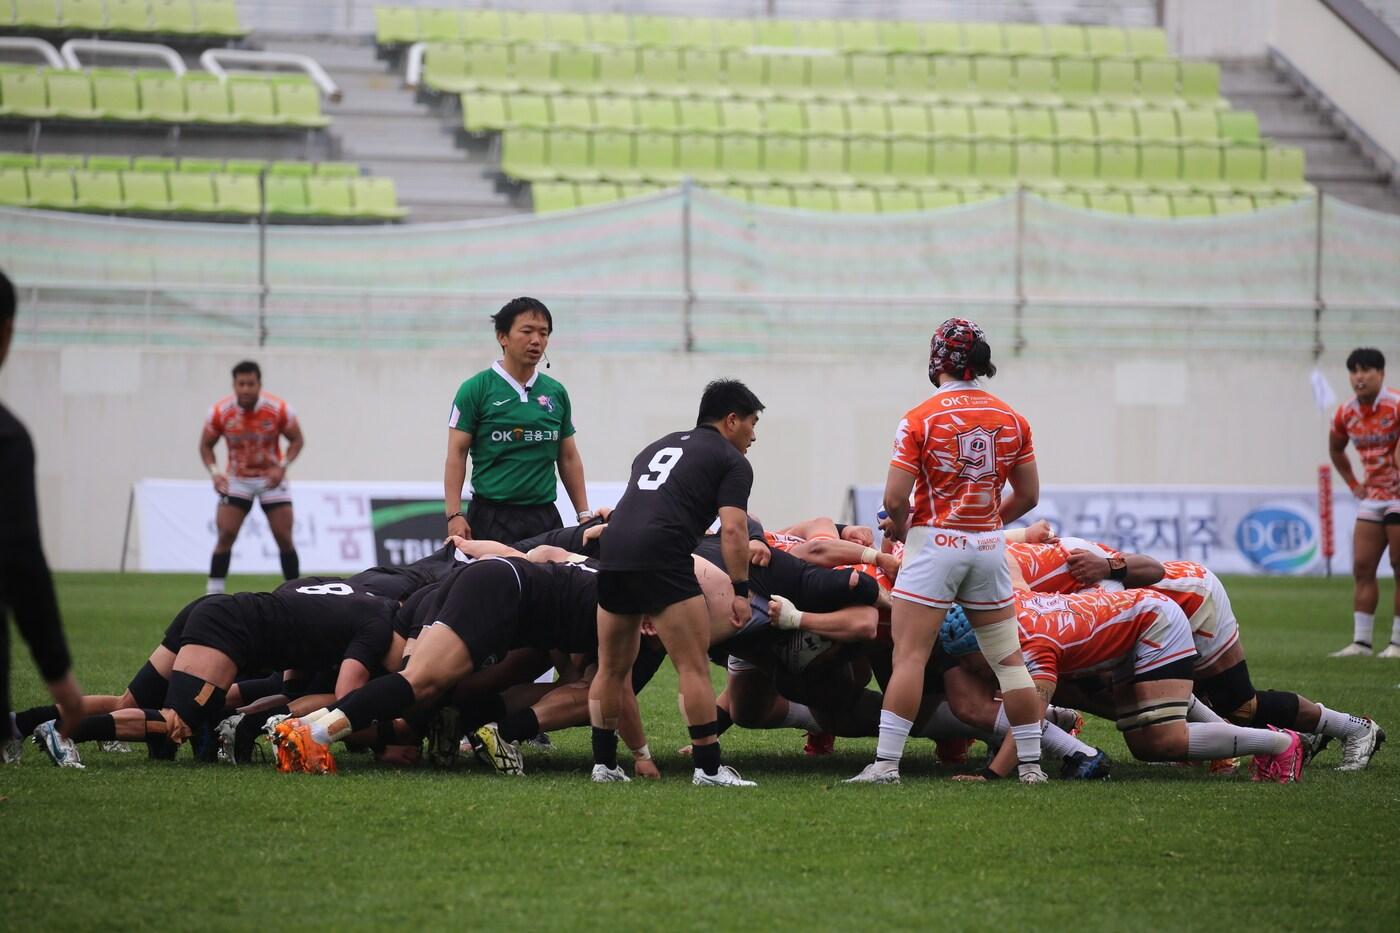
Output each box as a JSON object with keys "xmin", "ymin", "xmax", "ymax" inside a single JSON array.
[{"xmin": 3, "ymin": 343, "xmax": 1362, "ymax": 571}]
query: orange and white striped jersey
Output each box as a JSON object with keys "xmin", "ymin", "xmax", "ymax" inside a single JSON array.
[
  {"xmin": 1147, "ymin": 560, "xmax": 1212, "ymax": 620},
  {"xmin": 1006, "ymin": 537, "xmax": 1123, "ymax": 594},
  {"xmin": 764, "ymin": 531, "xmax": 806, "ymax": 552},
  {"xmin": 1332, "ymin": 388, "xmax": 1400, "ymax": 499},
  {"xmin": 1016, "ymin": 588, "xmax": 1182, "ymax": 685},
  {"xmin": 203, "ymin": 393, "xmax": 296, "ymax": 478},
  {"xmin": 891, "ymin": 380, "xmax": 1034, "ymax": 532}
]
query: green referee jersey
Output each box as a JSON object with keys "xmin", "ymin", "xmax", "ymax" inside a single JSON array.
[{"xmin": 448, "ymin": 362, "xmax": 576, "ymax": 505}]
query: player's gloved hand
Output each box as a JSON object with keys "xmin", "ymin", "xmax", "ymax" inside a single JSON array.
[
  {"xmin": 634, "ymin": 758, "xmax": 661, "ymax": 780},
  {"xmin": 748, "ymin": 539, "xmax": 771, "ymax": 566},
  {"xmin": 1065, "ymin": 549, "xmax": 1109, "ymax": 584},
  {"xmin": 840, "ymin": 525, "xmax": 875, "ymax": 547},
  {"xmin": 1023, "ymin": 518, "xmax": 1058, "ymax": 545},
  {"xmin": 730, "ymin": 595, "xmax": 751, "ymax": 629}
]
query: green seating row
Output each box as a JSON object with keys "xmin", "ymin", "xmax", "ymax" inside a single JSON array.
[
  {"xmin": 423, "ymin": 42, "xmax": 1221, "ymax": 110},
  {"xmin": 378, "ymin": 7, "xmax": 1168, "ymax": 59},
  {"xmin": 499, "ymin": 128, "xmax": 1311, "ymax": 198},
  {"xmin": 0, "ymin": 67, "xmax": 330, "ymax": 127},
  {"xmin": 2, "ymin": 0, "xmax": 243, "ymax": 37},
  {"xmin": 531, "ymin": 181, "xmax": 1301, "ymax": 217},
  {"xmin": 0, "ymin": 164, "xmax": 406, "ymax": 218},
  {"xmin": 464, "ymin": 91, "xmax": 1259, "ymax": 144},
  {"xmin": 0, "ymin": 151, "xmax": 362, "ymax": 176}
]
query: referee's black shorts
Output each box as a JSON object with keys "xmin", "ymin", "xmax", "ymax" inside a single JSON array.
[
  {"xmin": 597, "ymin": 564, "xmax": 703, "ymax": 616},
  {"xmin": 465, "ymin": 497, "xmax": 562, "ymax": 545}
]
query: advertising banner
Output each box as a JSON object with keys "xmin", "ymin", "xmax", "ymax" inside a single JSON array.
[
  {"xmin": 133, "ymin": 479, "xmax": 628, "ymax": 573},
  {"xmin": 847, "ymin": 483, "xmax": 1389, "ymax": 578}
]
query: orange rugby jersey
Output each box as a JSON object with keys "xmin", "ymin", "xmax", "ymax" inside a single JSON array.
[
  {"xmin": 1016, "ymin": 588, "xmax": 1181, "ymax": 685},
  {"xmin": 1007, "ymin": 537, "xmax": 1123, "ymax": 594},
  {"xmin": 1331, "ymin": 388, "xmax": 1400, "ymax": 499},
  {"xmin": 1147, "ymin": 560, "xmax": 1211, "ymax": 620},
  {"xmin": 763, "ymin": 531, "xmax": 806, "ymax": 552},
  {"xmin": 891, "ymin": 381, "xmax": 1034, "ymax": 532},
  {"xmin": 203, "ymin": 393, "xmax": 296, "ymax": 478}
]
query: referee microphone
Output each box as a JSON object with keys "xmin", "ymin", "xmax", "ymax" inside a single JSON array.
[{"xmin": 543, "ymin": 352, "xmax": 551, "ymax": 369}]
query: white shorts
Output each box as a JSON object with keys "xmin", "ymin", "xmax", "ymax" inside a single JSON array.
[
  {"xmin": 222, "ymin": 474, "xmax": 292, "ymax": 509},
  {"xmin": 1188, "ymin": 570, "xmax": 1241, "ymax": 671},
  {"xmin": 1113, "ymin": 597, "xmax": 1198, "ymax": 683},
  {"xmin": 890, "ymin": 526, "xmax": 1013, "ymax": 611},
  {"xmin": 1357, "ymin": 498, "xmax": 1400, "ymax": 523}
]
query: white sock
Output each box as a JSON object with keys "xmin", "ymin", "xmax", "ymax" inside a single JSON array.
[
  {"xmin": 1315, "ymin": 704, "xmax": 1369, "ymax": 739},
  {"xmin": 779, "ymin": 701, "xmax": 820, "ymax": 732},
  {"xmin": 1389, "ymin": 617, "xmax": 1400, "ymax": 646},
  {"xmin": 1011, "ymin": 722, "xmax": 1043, "ymax": 766},
  {"xmin": 1187, "ymin": 695, "xmax": 1226, "ymax": 723},
  {"xmin": 205, "ymin": 578, "xmax": 226, "ymax": 594},
  {"xmin": 1186, "ymin": 722, "xmax": 1289, "ymax": 759},
  {"xmin": 309, "ymin": 721, "xmax": 332, "ymax": 745},
  {"xmin": 875, "ymin": 709, "xmax": 913, "ymax": 763},
  {"xmin": 1041, "ymin": 721, "xmax": 1095, "ymax": 759},
  {"xmin": 915, "ymin": 701, "xmax": 995, "ymax": 741},
  {"xmin": 301, "ymin": 707, "xmax": 332, "ymax": 727},
  {"xmin": 1354, "ymin": 612, "xmax": 1375, "ymax": 646},
  {"xmin": 993, "ymin": 704, "xmax": 1010, "ymax": 734}
]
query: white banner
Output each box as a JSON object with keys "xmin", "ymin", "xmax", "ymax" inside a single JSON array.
[
  {"xmin": 132, "ymin": 479, "xmax": 629, "ymax": 573},
  {"xmin": 848, "ymin": 483, "xmax": 1389, "ymax": 578}
]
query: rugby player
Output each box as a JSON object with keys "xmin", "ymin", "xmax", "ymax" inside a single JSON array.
[
  {"xmin": 851, "ymin": 318, "xmax": 1046, "ymax": 785},
  {"xmin": 1327, "ymin": 348, "xmax": 1400, "ymax": 657},
  {"xmin": 200, "ymin": 360, "xmax": 304, "ymax": 593},
  {"xmin": 589, "ymin": 379, "xmax": 763, "ymax": 787}
]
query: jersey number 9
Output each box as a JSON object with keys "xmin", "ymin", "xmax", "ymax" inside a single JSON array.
[{"xmin": 637, "ymin": 447, "xmax": 684, "ymax": 490}]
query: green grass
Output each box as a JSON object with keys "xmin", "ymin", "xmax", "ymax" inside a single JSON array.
[{"xmin": 4, "ymin": 573, "xmax": 1400, "ymax": 930}]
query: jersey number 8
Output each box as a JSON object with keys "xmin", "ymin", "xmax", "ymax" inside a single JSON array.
[
  {"xmin": 637, "ymin": 447, "xmax": 684, "ymax": 490},
  {"xmin": 296, "ymin": 583, "xmax": 353, "ymax": 596}
]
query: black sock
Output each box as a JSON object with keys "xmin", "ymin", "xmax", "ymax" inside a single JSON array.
[
  {"xmin": 142, "ymin": 709, "xmax": 178, "ymax": 760},
  {"xmin": 279, "ymin": 550, "xmax": 300, "ymax": 581},
  {"xmin": 461, "ymin": 693, "xmax": 508, "ymax": 733},
  {"xmin": 335, "ymin": 673, "xmax": 416, "ymax": 733},
  {"xmin": 15, "ymin": 704, "xmax": 58, "ymax": 736},
  {"xmin": 715, "ymin": 706, "xmax": 733, "ymax": 736},
  {"xmin": 591, "ymin": 727, "xmax": 618, "ymax": 769},
  {"xmin": 70, "ymin": 714, "xmax": 117, "ymax": 744},
  {"xmin": 233, "ymin": 706, "xmax": 289, "ymax": 763},
  {"xmin": 209, "ymin": 551, "xmax": 231, "ymax": 580},
  {"xmin": 499, "ymin": 707, "xmax": 540, "ymax": 744},
  {"xmin": 692, "ymin": 741, "xmax": 722, "ymax": 776}
]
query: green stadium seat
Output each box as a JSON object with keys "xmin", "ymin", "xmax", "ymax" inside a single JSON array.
[
  {"xmin": 62, "ymin": 0, "xmax": 107, "ymax": 30},
  {"xmin": 500, "ymin": 127, "xmax": 549, "ymax": 181},
  {"xmin": 1177, "ymin": 109, "xmax": 1219, "ymax": 142},
  {"xmin": 462, "ymin": 10, "xmax": 504, "ymax": 42},
  {"xmin": 887, "ymin": 102, "xmax": 929, "ymax": 136},
  {"xmin": 878, "ymin": 21, "xmax": 922, "ymax": 52},
  {"xmin": 107, "ymin": 0, "xmax": 151, "ymax": 32},
  {"xmin": 848, "ymin": 137, "xmax": 894, "ymax": 187},
  {"xmin": 1056, "ymin": 141, "xmax": 1099, "ymax": 188},
  {"xmin": 712, "ymin": 18, "xmax": 756, "ymax": 49},
  {"xmin": 507, "ymin": 93, "xmax": 550, "ymax": 129},
  {"xmin": 971, "ymin": 105, "xmax": 1012, "ymax": 138},
  {"xmin": 195, "ymin": 1, "xmax": 244, "ymax": 38},
  {"xmin": 594, "ymin": 95, "xmax": 635, "ymax": 129},
  {"xmin": 585, "ymin": 13, "xmax": 629, "ymax": 45},
  {"xmin": 636, "ymin": 97, "xmax": 677, "ymax": 131},
  {"xmin": 38, "ymin": 154, "xmax": 83, "ymax": 169},
  {"xmin": 1085, "ymin": 26, "xmax": 1129, "ymax": 58},
  {"xmin": 264, "ymin": 174, "xmax": 309, "ymax": 215},
  {"xmin": 0, "ymin": 70, "xmax": 53, "ymax": 118},
  {"xmin": 1254, "ymin": 193, "xmax": 1303, "ymax": 210},
  {"xmin": 15, "ymin": 0, "xmax": 60, "ymax": 29},
  {"xmin": 47, "ymin": 71, "xmax": 100, "ymax": 120},
  {"xmin": 73, "ymin": 169, "xmax": 123, "ymax": 211},
  {"xmin": 717, "ymin": 133, "xmax": 764, "ymax": 185},
  {"xmin": 223, "ymin": 159, "xmax": 266, "ymax": 175},
  {"xmin": 755, "ymin": 19, "xmax": 798, "ymax": 47},
  {"xmin": 1212, "ymin": 194, "xmax": 1256, "ymax": 215},
  {"xmin": 1097, "ymin": 141, "xmax": 1140, "ymax": 187},
  {"xmin": 1093, "ymin": 107, "xmax": 1136, "ymax": 140},
  {"xmin": 765, "ymin": 55, "xmax": 809, "ymax": 98},
  {"xmin": 928, "ymin": 105, "xmax": 972, "ymax": 137},
  {"xmin": 86, "ymin": 155, "xmax": 131, "ymax": 172},
  {"xmin": 761, "ymin": 135, "xmax": 803, "ymax": 177},
  {"xmin": 550, "ymin": 94, "xmax": 594, "ymax": 130},
  {"xmin": 848, "ymin": 53, "xmax": 890, "ymax": 99},
  {"xmin": 839, "ymin": 20, "xmax": 882, "ymax": 51},
  {"xmin": 846, "ymin": 101, "xmax": 887, "ymax": 136},
  {"xmin": 274, "ymin": 79, "xmax": 330, "ymax": 128},
  {"xmin": 1265, "ymin": 147, "xmax": 1310, "ymax": 194},
  {"xmin": 0, "ymin": 153, "xmax": 39, "ymax": 169},
  {"xmin": 835, "ymin": 187, "xmax": 879, "ymax": 212},
  {"xmin": 1181, "ymin": 143, "xmax": 1223, "ymax": 189},
  {"xmin": 178, "ymin": 157, "xmax": 222, "ymax": 174},
  {"xmin": 808, "ymin": 54, "xmax": 851, "ymax": 100},
  {"xmin": 531, "ymin": 181, "xmax": 577, "ymax": 213},
  {"xmin": 630, "ymin": 15, "xmax": 671, "ymax": 47},
  {"xmin": 464, "ymin": 43, "xmax": 514, "ymax": 94},
  {"xmin": 1096, "ymin": 59, "xmax": 1138, "ymax": 105},
  {"xmin": 1044, "ymin": 191, "xmax": 1087, "ymax": 208},
  {"xmin": 595, "ymin": 48, "xmax": 640, "ymax": 95},
  {"xmin": 553, "ymin": 46, "xmax": 598, "ymax": 92},
  {"xmin": 133, "ymin": 155, "xmax": 176, "ymax": 172},
  {"xmin": 1014, "ymin": 57, "xmax": 1059, "ymax": 106},
  {"xmin": 1222, "ymin": 145, "xmax": 1265, "ymax": 190},
  {"xmin": 931, "ymin": 56, "xmax": 977, "ymax": 103},
  {"xmin": 719, "ymin": 99, "xmax": 761, "ymax": 133},
  {"xmin": 26, "ymin": 167, "xmax": 75, "ymax": 209},
  {"xmin": 375, "ymin": 7, "xmax": 419, "ymax": 45},
  {"xmin": 315, "ymin": 162, "xmax": 360, "ymax": 177},
  {"xmin": 462, "ymin": 91, "xmax": 507, "ymax": 133},
  {"xmin": 1180, "ymin": 61, "xmax": 1221, "ymax": 107},
  {"xmin": 269, "ymin": 160, "xmax": 311, "ymax": 176},
  {"xmin": 638, "ymin": 48, "xmax": 686, "ymax": 96},
  {"xmin": 1128, "ymin": 28, "xmax": 1169, "ymax": 58},
  {"xmin": 352, "ymin": 176, "xmax": 407, "ymax": 219},
  {"xmin": 889, "ymin": 54, "xmax": 931, "ymax": 98},
  {"xmin": 888, "ymin": 137, "xmax": 930, "ymax": 181},
  {"xmin": 678, "ymin": 97, "xmax": 720, "ymax": 132},
  {"xmin": 1130, "ymin": 193, "xmax": 1172, "ymax": 216},
  {"xmin": 424, "ymin": 44, "xmax": 468, "ymax": 91},
  {"xmin": 547, "ymin": 129, "xmax": 595, "ymax": 182},
  {"xmin": 803, "ymin": 136, "xmax": 852, "ymax": 187},
  {"xmin": 876, "ymin": 187, "xmax": 921, "ymax": 212},
  {"xmin": 920, "ymin": 188, "xmax": 963, "ymax": 210},
  {"xmin": 229, "ymin": 77, "xmax": 280, "ymax": 125},
  {"xmin": 91, "ymin": 69, "xmax": 142, "ymax": 120},
  {"xmin": 1139, "ymin": 142, "xmax": 1182, "ymax": 188},
  {"xmin": 634, "ymin": 131, "xmax": 680, "ymax": 183},
  {"xmin": 590, "ymin": 130, "xmax": 640, "ymax": 182},
  {"xmin": 1138, "ymin": 59, "xmax": 1178, "ymax": 101},
  {"xmin": 543, "ymin": 12, "xmax": 588, "ymax": 44},
  {"xmin": 1015, "ymin": 140, "xmax": 1057, "ymax": 188},
  {"xmin": 1088, "ymin": 192, "xmax": 1130, "ymax": 213},
  {"xmin": 804, "ymin": 101, "xmax": 846, "ymax": 136},
  {"xmin": 419, "ymin": 9, "xmax": 461, "ymax": 42},
  {"xmin": 506, "ymin": 11, "xmax": 550, "ymax": 43},
  {"xmin": 211, "ymin": 172, "xmax": 259, "ymax": 214},
  {"xmin": 932, "ymin": 139, "xmax": 974, "ymax": 183},
  {"xmin": 962, "ymin": 24, "xmax": 1003, "ymax": 55},
  {"xmin": 974, "ymin": 56, "xmax": 1016, "ymax": 101},
  {"xmin": 1170, "ymin": 193, "xmax": 1214, "ymax": 216},
  {"xmin": 120, "ymin": 169, "xmax": 169, "ymax": 211},
  {"xmin": 152, "ymin": 0, "xmax": 198, "ymax": 35},
  {"xmin": 1046, "ymin": 25, "xmax": 1087, "ymax": 57},
  {"xmin": 761, "ymin": 99, "xmax": 806, "ymax": 134},
  {"xmin": 792, "ymin": 187, "xmax": 836, "ymax": 211},
  {"xmin": 184, "ymin": 73, "xmax": 235, "ymax": 123},
  {"xmin": 1004, "ymin": 24, "xmax": 1046, "ymax": 57},
  {"xmin": 750, "ymin": 185, "xmax": 793, "ymax": 208},
  {"xmin": 1218, "ymin": 110, "xmax": 1260, "ymax": 143},
  {"xmin": 511, "ymin": 47, "xmax": 558, "ymax": 96},
  {"xmin": 670, "ymin": 16, "xmax": 714, "ymax": 48},
  {"xmin": 0, "ymin": 167, "xmax": 30, "ymax": 206},
  {"xmin": 794, "ymin": 20, "xmax": 840, "ymax": 48},
  {"xmin": 683, "ymin": 50, "xmax": 725, "ymax": 95},
  {"xmin": 676, "ymin": 132, "xmax": 722, "ymax": 184},
  {"xmin": 168, "ymin": 171, "xmax": 217, "ymax": 211},
  {"xmin": 974, "ymin": 140, "xmax": 1015, "ymax": 188},
  {"xmin": 1056, "ymin": 57, "xmax": 1095, "ymax": 100},
  {"xmin": 723, "ymin": 52, "xmax": 767, "ymax": 99},
  {"xmin": 1136, "ymin": 109, "xmax": 1177, "ymax": 141},
  {"xmin": 1051, "ymin": 107, "xmax": 1092, "ymax": 140},
  {"xmin": 305, "ymin": 176, "xmax": 356, "ymax": 217}
]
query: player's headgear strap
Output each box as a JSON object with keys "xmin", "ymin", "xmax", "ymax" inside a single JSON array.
[{"xmin": 929, "ymin": 318, "xmax": 985, "ymax": 383}]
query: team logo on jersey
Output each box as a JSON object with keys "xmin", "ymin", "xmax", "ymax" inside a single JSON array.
[
  {"xmin": 1235, "ymin": 502, "xmax": 1318, "ymax": 574},
  {"xmin": 954, "ymin": 426, "xmax": 1000, "ymax": 481},
  {"xmin": 537, "ymin": 394, "xmax": 556, "ymax": 413}
]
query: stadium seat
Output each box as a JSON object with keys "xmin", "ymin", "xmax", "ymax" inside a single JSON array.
[
  {"xmin": 1015, "ymin": 140, "xmax": 1057, "ymax": 188},
  {"xmin": 634, "ymin": 130, "xmax": 679, "ymax": 183},
  {"xmin": 1129, "ymin": 192, "xmax": 1172, "ymax": 216},
  {"xmin": 213, "ymin": 172, "xmax": 260, "ymax": 214},
  {"xmin": 1045, "ymin": 25, "xmax": 1087, "ymax": 57},
  {"xmin": 0, "ymin": 70, "xmax": 53, "ymax": 118},
  {"xmin": 553, "ymin": 46, "xmax": 598, "ymax": 92},
  {"xmin": 755, "ymin": 18, "xmax": 799, "ymax": 48},
  {"xmin": 120, "ymin": 169, "xmax": 170, "ymax": 211},
  {"xmin": 763, "ymin": 100, "xmax": 804, "ymax": 135},
  {"xmin": 971, "ymin": 105, "xmax": 1012, "ymax": 138},
  {"xmin": 550, "ymin": 94, "xmax": 594, "ymax": 130},
  {"xmin": 848, "ymin": 137, "xmax": 894, "ymax": 187},
  {"xmin": 683, "ymin": 50, "xmax": 725, "ymax": 95},
  {"xmin": 228, "ymin": 77, "xmax": 280, "ymax": 125},
  {"xmin": 1265, "ymin": 146, "xmax": 1311, "ymax": 194},
  {"xmin": 464, "ymin": 43, "xmax": 513, "ymax": 94},
  {"xmin": 1004, "ymin": 24, "xmax": 1046, "ymax": 57},
  {"xmin": 630, "ymin": 15, "xmax": 671, "ymax": 47},
  {"xmin": 848, "ymin": 53, "xmax": 890, "ymax": 99},
  {"xmin": 543, "ymin": 12, "xmax": 588, "ymax": 44},
  {"xmin": 26, "ymin": 167, "xmax": 76, "ymax": 209},
  {"xmin": 462, "ymin": 91, "xmax": 507, "ymax": 133},
  {"xmin": 62, "ymin": 0, "xmax": 107, "ymax": 30},
  {"xmin": 1013, "ymin": 56, "xmax": 1058, "ymax": 106},
  {"xmin": 931, "ymin": 56, "xmax": 977, "ymax": 103},
  {"xmin": 168, "ymin": 171, "xmax": 217, "ymax": 211},
  {"xmin": 676, "ymin": 132, "xmax": 722, "ymax": 184},
  {"xmin": 636, "ymin": 97, "xmax": 677, "ymax": 131},
  {"xmin": 678, "ymin": 97, "xmax": 720, "ymax": 132},
  {"xmin": 1097, "ymin": 141, "xmax": 1140, "ymax": 187},
  {"xmin": 178, "ymin": 157, "xmax": 223, "ymax": 174},
  {"xmin": 547, "ymin": 128, "xmax": 595, "ymax": 181},
  {"xmin": 803, "ymin": 136, "xmax": 852, "ymax": 187},
  {"xmin": 583, "ymin": 12, "xmax": 627, "ymax": 44},
  {"xmin": 47, "ymin": 71, "xmax": 100, "ymax": 120},
  {"xmin": 1180, "ymin": 61, "xmax": 1222, "ymax": 108},
  {"xmin": 717, "ymin": 132, "xmax": 765, "ymax": 185},
  {"xmin": 889, "ymin": 137, "xmax": 931, "ymax": 180},
  {"xmin": 351, "ymin": 176, "xmax": 407, "ymax": 219},
  {"xmin": 808, "ymin": 53, "xmax": 851, "ymax": 100},
  {"xmin": 1087, "ymin": 191, "xmax": 1130, "ymax": 213},
  {"xmin": 1094, "ymin": 107, "xmax": 1137, "ymax": 140},
  {"xmin": 804, "ymin": 101, "xmax": 846, "ymax": 136},
  {"xmin": 151, "ymin": 0, "xmax": 198, "ymax": 36},
  {"xmin": 1096, "ymin": 59, "xmax": 1138, "ymax": 105},
  {"xmin": 1085, "ymin": 26, "xmax": 1129, "ymax": 58},
  {"xmin": 888, "ymin": 54, "xmax": 931, "ymax": 98},
  {"xmin": 184, "ymin": 73, "xmax": 236, "ymax": 123},
  {"xmin": 835, "ymin": 187, "xmax": 879, "ymax": 212},
  {"xmin": 876, "ymin": 187, "xmax": 921, "ymax": 212},
  {"xmin": 765, "ymin": 55, "xmax": 809, "ymax": 99},
  {"xmin": 133, "ymin": 155, "xmax": 177, "ymax": 172},
  {"xmin": 594, "ymin": 95, "xmax": 635, "ymax": 129},
  {"xmin": 887, "ymin": 102, "xmax": 929, "ymax": 136},
  {"xmin": 1056, "ymin": 141, "xmax": 1099, "ymax": 188},
  {"xmin": 73, "ymin": 169, "xmax": 124, "ymax": 211},
  {"xmin": 500, "ymin": 127, "xmax": 550, "ymax": 181},
  {"xmin": 531, "ymin": 181, "xmax": 576, "ymax": 212},
  {"xmin": 878, "ymin": 20, "xmax": 921, "ymax": 52},
  {"xmin": 195, "ymin": 1, "xmax": 245, "ymax": 38},
  {"xmin": 974, "ymin": 139, "xmax": 1015, "ymax": 188},
  {"xmin": 928, "ymin": 105, "xmax": 972, "ymax": 137},
  {"xmin": 590, "ymin": 129, "xmax": 640, "ymax": 182},
  {"xmin": 750, "ymin": 185, "xmax": 793, "ymax": 208},
  {"xmin": 1013, "ymin": 106, "xmax": 1055, "ymax": 140},
  {"xmin": 37, "ymin": 154, "xmax": 82, "ymax": 169},
  {"xmin": 419, "ymin": 8, "xmax": 461, "ymax": 42},
  {"xmin": 974, "ymin": 56, "xmax": 1016, "ymax": 100},
  {"xmin": 305, "ymin": 176, "xmax": 356, "ymax": 217},
  {"xmin": 0, "ymin": 167, "xmax": 30, "ymax": 206},
  {"xmin": 792, "ymin": 187, "xmax": 836, "ymax": 211},
  {"xmin": 723, "ymin": 51, "xmax": 767, "ymax": 98},
  {"xmin": 265, "ymin": 174, "xmax": 310, "ymax": 215},
  {"xmin": 1139, "ymin": 142, "xmax": 1182, "ymax": 189},
  {"xmin": 1128, "ymin": 27, "xmax": 1169, "ymax": 57},
  {"xmin": 1056, "ymin": 57, "xmax": 1096, "ymax": 101},
  {"xmin": 1170, "ymin": 193, "xmax": 1214, "ymax": 216},
  {"xmin": 1221, "ymin": 144, "xmax": 1264, "ymax": 189},
  {"xmin": 508, "ymin": 93, "xmax": 550, "ymax": 129},
  {"xmin": 1177, "ymin": 109, "xmax": 1219, "ymax": 142},
  {"xmin": 92, "ymin": 69, "xmax": 142, "ymax": 120},
  {"xmin": 1212, "ymin": 193, "xmax": 1256, "ymax": 215},
  {"xmin": 222, "ymin": 158, "xmax": 264, "ymax": 174},
  {"xmin": 462, "ymin": 10, "xmax": 504, "ymax": 42},
  {"xmin": 920, "ymin": 188, "xmax": 963, "ymax": 210},
  {"xmin": 14, "ymin": 0, "xmax": 61, "ymax": 30},
  {"xmin": 107, "ymin": 0, "xmax": 152, "ymax": 32},
  {"xmin": 1180, "ymin": 143, "xmax": 1223, "ymax": 190},
  {"xmin": 511, "ymin": 47, "xmax": 558, "ymax": 96},
  {"xmin": 1218, "ymin": 110, "xmax": 1260, "ymax": 143},
  {"xmin": 719, "ymin": 99, "xmax": 762, "ymax": 133},
  {"xmin": 1052, "ymin": 107, "xmax": 1093, "ymax": 140},
  {"xmin": 846, "ymin": 101, "xmax": 887, "ymax": 136},
  {"xmin": 1136, "ymin": 109, "xmax": 1177, "ymax": 141},
  {"xmin": 1138, "ymin": 59, "xmax": 1179, "ymax": 101},
  {"xmin": 932, "ymin": 139, "xmax": 974, "ymax": 183},
  {"xmin": 374, "ymin": 7, "xmax": 418, "ymax": 44},
  {"xmin": 86, "ymin": 155, "xmax": 130, "ymax": 172},
  {"xmin": 274, "ymin": 79, "xmax": 331, "ymax": 128},
  {"xmin": 922, "ymin": 23, "xmax": 962, "ymax": 53},
  {"xmin": 761, "ymin": 135, "xmax": 803, "ymax": 177}
]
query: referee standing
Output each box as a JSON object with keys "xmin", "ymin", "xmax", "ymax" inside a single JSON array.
[{"xmin": 444, "ymin": 298, "xmax": 591, "ymax": 543}]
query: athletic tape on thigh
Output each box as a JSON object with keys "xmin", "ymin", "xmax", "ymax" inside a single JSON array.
[
  {"xmin": 972, "ymin": 618, "xmax": 1035, "ymax": 692},
  {"xmin": 1116, "ymin": 699, "xmax": 1189, "ymax": 732}
]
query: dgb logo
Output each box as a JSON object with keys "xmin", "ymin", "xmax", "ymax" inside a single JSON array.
[{"xmin": 1235, "ymin": 503, "xmax": 1318, "ymax": 574}]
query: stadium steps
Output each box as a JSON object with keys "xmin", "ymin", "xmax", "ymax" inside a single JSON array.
[
  {"xmin": 260, "ymin": 36, "xmax": 521, "ymax": 221},
  {"xmin": 1220, "ymin": 58, "xmax": 1400, "ymax": 215}
]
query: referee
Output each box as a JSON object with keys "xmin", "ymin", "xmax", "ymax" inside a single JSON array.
[
  {"xmin": 444, "ymin": 297, "xmax": 591, "ymax": 543},
  {"xmin": 1, "ymin": 269, "xmax": 84, "ymax": 760}
]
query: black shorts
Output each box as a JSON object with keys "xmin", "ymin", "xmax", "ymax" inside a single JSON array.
[
  {"xmin": 179, "ymin": 596, "xmax": 257, "ymax": 671},
  {"xmin": 1130, "ymin": 655, "xmax": 1198, "ymax": 685},
  {"xmin": 597, "ymin": 565, "xmax": 703, "ymax": 616},
  {"xmin": 429, "ymin": 558, "xmax": 524, "ymax": 669},
  {"xmin": 465, "ymin": 497, "xmax": 562, "ymax": 545}
]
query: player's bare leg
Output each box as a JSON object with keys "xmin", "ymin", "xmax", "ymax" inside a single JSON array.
[
  {"xmin": 966, "ymin": 605, "xmax": 1046, "ymax": 782},
  {"xmin": 264, "ymin": 502, "xmax": 299, "ymax": 581},
  {"xmin": 589, "ymin": 607, "xmax": 642, "ymax": 781},
  {"xmin": 208, "ymin": 503, "xmax": 248, "ymax": 594},
  {"xmin": 850, "ymin": 598, "xmax": 942, "ymax": 783},
  {"xmin": 1380, "ymin": 523, "xmax": 1400, "ymax": 656},
  {"xmin": 1335, "ymin": 519, "xmax": 1386, "ymax": 655}
]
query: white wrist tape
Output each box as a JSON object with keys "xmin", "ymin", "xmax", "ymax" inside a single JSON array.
[
  {"xmin": 861, "ymin": 547, "xmax": 879, "ymax": 565},
  {"xmin": 206, "ymin": 462, "xmax": 221, "ymax": 477},
  {"xmin": 771, "ymin": 595, "xmax": 803, "ymax": 631},
  {"xmin": 631, "ymin": 743, "xmax": 652, "ymax": 761}
]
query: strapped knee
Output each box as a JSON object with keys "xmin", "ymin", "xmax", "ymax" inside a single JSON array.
[
  {"xmin": 1249, "ymin": 690, "xmax": 1301, "ymax": 730},
  {"xmin": 972, "ymin": 618, "xmax": 1035, "ymax": 693},
  {"xmin": 1116, "ymin": 699, "xmax": 1189, "ymax": 733},
  {"xmin": 126, "ymin": 661, "xmax": 169, "ymax": 709},
  {"xmin": 1196, "ymin": 660, "xmax": 1255, "ymax": 716},
  {"xmin": 165, "ymin": 670, "xmax": 227, "ymax": 739}
]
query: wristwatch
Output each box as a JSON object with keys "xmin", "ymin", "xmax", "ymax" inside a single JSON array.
[{"xmin": 1107, "ymin": 555, "xmax": 1128, "ymax": 582}]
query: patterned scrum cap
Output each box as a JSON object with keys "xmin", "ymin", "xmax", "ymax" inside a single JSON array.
[{"xmin": 928, "ymin": 317, "xmax": 986, "ymax": 383}]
